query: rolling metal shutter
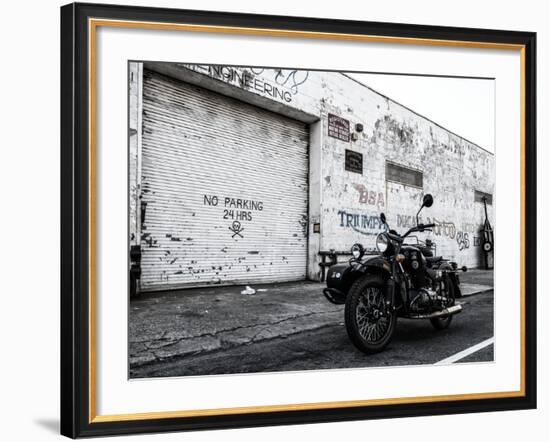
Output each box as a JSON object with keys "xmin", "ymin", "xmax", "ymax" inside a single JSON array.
[{"xmin": 140, "ymin": 70, "xmax": 309, "ymax": 290}]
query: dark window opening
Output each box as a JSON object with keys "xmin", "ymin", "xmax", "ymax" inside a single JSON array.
[
  {"xmin": 345, "ymin": 150, "xmax": 363, "ymax": 174},
  {"xmin": 385, "ymin": 161, "xmax": 423, "ymax": 188}
]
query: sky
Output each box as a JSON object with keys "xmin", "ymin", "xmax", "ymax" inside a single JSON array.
[{"xmin": 348, "ymin": 73, "xmax": 495, "ymax": 153}]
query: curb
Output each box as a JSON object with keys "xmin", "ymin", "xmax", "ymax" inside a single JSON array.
[{"xmin": 459, "ymin": 288, "xmax": 493, "ymax": 298}]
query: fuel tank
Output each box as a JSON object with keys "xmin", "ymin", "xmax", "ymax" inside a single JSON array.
[{"xmin": 401, "ymin": 245, "xmax": 426, "ymax": 272}]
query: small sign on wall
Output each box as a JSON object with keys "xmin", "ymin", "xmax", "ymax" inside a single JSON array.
[
  {"xmin": 345, "ymin": 149, "xmax": 363, "ymax": 174},
  {"xmin": 328, "ymin": 113, "xmax": 350, "ymax": 142}
]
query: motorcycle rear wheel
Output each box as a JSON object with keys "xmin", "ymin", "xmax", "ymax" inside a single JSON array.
[
  {"xmin": 430, "ymin": 274, "xmax": 456, "ymax": 330},
  {"xmin": 345, "ymin": 274, "xmax": 396, "ymax": 354}
]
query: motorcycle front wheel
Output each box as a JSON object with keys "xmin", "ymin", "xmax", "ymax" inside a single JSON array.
[{"xmin": 345, "ymin": 274, "xmax": 396, "ymax": 354}]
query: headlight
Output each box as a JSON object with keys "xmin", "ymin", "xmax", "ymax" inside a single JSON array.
[
  {"xmin": 351, "ymin": 243, "xmax": 364, "ymax": 259},
  {"xmin": 376, "ymin": 233, "xmax": 389, "ymax": 253}
]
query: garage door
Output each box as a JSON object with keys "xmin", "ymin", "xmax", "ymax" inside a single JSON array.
[{"xmin": 140, "ymin": 70, "xmax": 309, "ymax": 290}]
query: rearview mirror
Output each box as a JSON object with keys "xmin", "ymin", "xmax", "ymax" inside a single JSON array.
[
  {"xmin": 422, "ymin": 194, "xmax": 434, "ymax": 208},
  {"xmin": 380, "ymin": 212, "xmax": 386, "ymax": 224}
]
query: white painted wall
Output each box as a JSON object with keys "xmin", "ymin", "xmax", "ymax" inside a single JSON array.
[{"xmin": 132, "ymin": 64, "xmax": 494, "ymax": 275}]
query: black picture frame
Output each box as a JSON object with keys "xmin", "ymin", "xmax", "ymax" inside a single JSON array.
[{"xmin": 61, "ymin": 2, "xmax": 537, "ymax": 438}]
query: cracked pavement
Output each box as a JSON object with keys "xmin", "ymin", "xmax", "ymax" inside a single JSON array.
[{"xmin": 129, "ymin": 281, "xmax": 342, "ymax": 367}]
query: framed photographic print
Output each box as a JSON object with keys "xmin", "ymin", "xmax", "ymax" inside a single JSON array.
[{"xmin": 60, "ymin": 2, "xmax": 537, "ymax": 438}]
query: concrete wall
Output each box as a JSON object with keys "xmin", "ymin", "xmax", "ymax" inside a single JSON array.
[{"xmin": 129, "ymin": 62, "xmax": 495, "ymax": 284}]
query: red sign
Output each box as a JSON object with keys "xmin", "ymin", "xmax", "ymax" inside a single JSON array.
[{"xmin": 328, "ymin": 113, "xmax": 350, "ymax": 142}]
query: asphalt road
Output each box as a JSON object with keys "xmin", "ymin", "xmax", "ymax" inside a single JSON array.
[{"xmin": 131, "ymin": 290, "xmax": 494, "ymax": 378}]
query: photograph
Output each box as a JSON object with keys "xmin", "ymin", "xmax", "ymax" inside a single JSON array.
[
  {"xmin": 127, "ymin": 61, "xmax": 496, "ymax": 378},
  {"xmin": 56, "ymin": 1, "xmax": 536, "ymax": 438}
]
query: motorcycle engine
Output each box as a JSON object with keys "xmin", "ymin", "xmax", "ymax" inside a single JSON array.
[{"xmin": 410, "ymin": 288, "xmax": 438, "ymax": 312}]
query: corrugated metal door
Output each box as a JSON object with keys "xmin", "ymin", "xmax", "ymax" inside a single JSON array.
[{"xmin": 140, "ymin": 70, "xmax": 309, "ymax": 290}]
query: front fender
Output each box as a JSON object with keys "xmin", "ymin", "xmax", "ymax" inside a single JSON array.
[
  {"xmin": 358, "ymin": 255, "xmax": 392, "ymax": 274},
  {"xmin": 326, "ymin": 255, "xmax": 391, "ymax": 295}
]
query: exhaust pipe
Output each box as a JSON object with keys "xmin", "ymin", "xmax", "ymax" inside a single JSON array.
[{"xmin": 410, "ymin": 304, "xmax": 463, "ymax": 319}]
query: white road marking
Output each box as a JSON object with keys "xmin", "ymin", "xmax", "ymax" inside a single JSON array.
[{"xmin": 434, "ymin": 337, "xmax": 495, "ymax": 365}]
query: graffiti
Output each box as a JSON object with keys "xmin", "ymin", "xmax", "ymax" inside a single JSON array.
[
  {"xmin": 396, "ymin": 212, "xmax": 480, "ymax": 253},
  {"xmin": 181, "ymin": 65, "xmax": 310, "ymax": 101},
  {"xmin": 274, "ymin": 69, "xmax": 309, "ymax": 94},
  {"xmin": 229, "ymin": 221, "xmax": 244, "ymax": 238},
  {"xmin": 456, "ymin": 231, "xmax": 470, "ymax": 250},
  {"xmin": 426, "ymin": 217, "xmax": 456, "ymax": 239},
  {"xmin": 396, "ymin": 214, "xmax": 419, "ymax": 229},
  {"xmin": 338, "ymin": 210, "xmax": 384, "ymax": 235},
  {"xmin": 352, "ymin": 184, "xmax": 385, "ymax": 207},
  {"xmin": 250, "ymin": 68, "xmax": 309, "ymax": 94},
  {"xmin": 397, "ymin": 214, "xmax": 456, "ymax": 239},
  {"xmin": 461, "ymin": 222, "xmax": 479, "ymax": 234}
]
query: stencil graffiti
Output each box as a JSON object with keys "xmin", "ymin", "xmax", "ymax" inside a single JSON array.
[
  {"xmin": 352, "ymin": 184, "xmax": 385, "ymax": 207},
  {"xmin": 338, "ymin": 210, "xmax": 384, "ymax": 235},
  {"xmin": 204, "ymin": 194, "xmax": 263, "ymax": 222},
  {"xmin": 204, "ymin": 194, "xmax": 263, "ymax": 239},
  {"xmin": 229, "ymin": 221, "xmax": 244, "ymax": 238}
]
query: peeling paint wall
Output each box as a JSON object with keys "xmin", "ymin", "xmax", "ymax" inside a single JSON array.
[
  {"xmin": 318, "ymin": 88, "xmax": 494, "ymax": 268},
  {"xmin": 128, "ymin": 62, "xmax": 143, "ymax": 248},
  {"xmin": 130, "ymin": 63, "xmax": 495, "ymax": 290}
]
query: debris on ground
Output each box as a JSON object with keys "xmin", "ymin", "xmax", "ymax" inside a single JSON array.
[{"xmin": 241, "ymin": 286, "xmax": 256, "ymax": 295}]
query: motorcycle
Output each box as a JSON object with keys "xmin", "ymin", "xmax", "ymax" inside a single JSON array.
[{"xmin": 322, "ymin": 194, "xmax": 467, "ymax": 354}]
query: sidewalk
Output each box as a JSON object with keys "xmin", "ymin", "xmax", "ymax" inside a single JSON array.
[
  {"xmin": 129, "ymin": 269, "xmax": 494, "ymax": 368},
  {"xmin": 459, "ymin": 268, "xmax": 494, "ymax": 296},
  {"xmin": 130, "ymin": 281, "xmax": 341, "ymax": 367}
]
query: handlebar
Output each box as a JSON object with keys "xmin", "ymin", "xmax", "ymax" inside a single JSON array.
[
  {"xmin": 379, "ymin": 211, "xmax": 435, "ymax": 241},
  {"xmin": 386, "ymin": 231, "xmax": 403, "ymax": 242},
  {"xmin": 400, "ymin": 223, "xmax": 435, "ymax": 239}
]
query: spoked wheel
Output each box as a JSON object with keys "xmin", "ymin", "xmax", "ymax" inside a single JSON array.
[
  {"xmin": 345, "ymin": 274, "xmax": 396, "ymax": 354},
  {"xmin": 430, "ymin": 274, "xmax": 456, "ymax": 330}
]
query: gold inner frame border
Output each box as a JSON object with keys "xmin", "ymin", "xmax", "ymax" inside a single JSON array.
[{"xmin": 87, "ymin": 18, "xmax": 527, "ymax": 424}]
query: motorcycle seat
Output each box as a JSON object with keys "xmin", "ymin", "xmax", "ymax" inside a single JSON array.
[{"xmin": 426, "ymin": 256, "xmax": 444, "ymax": 264}]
